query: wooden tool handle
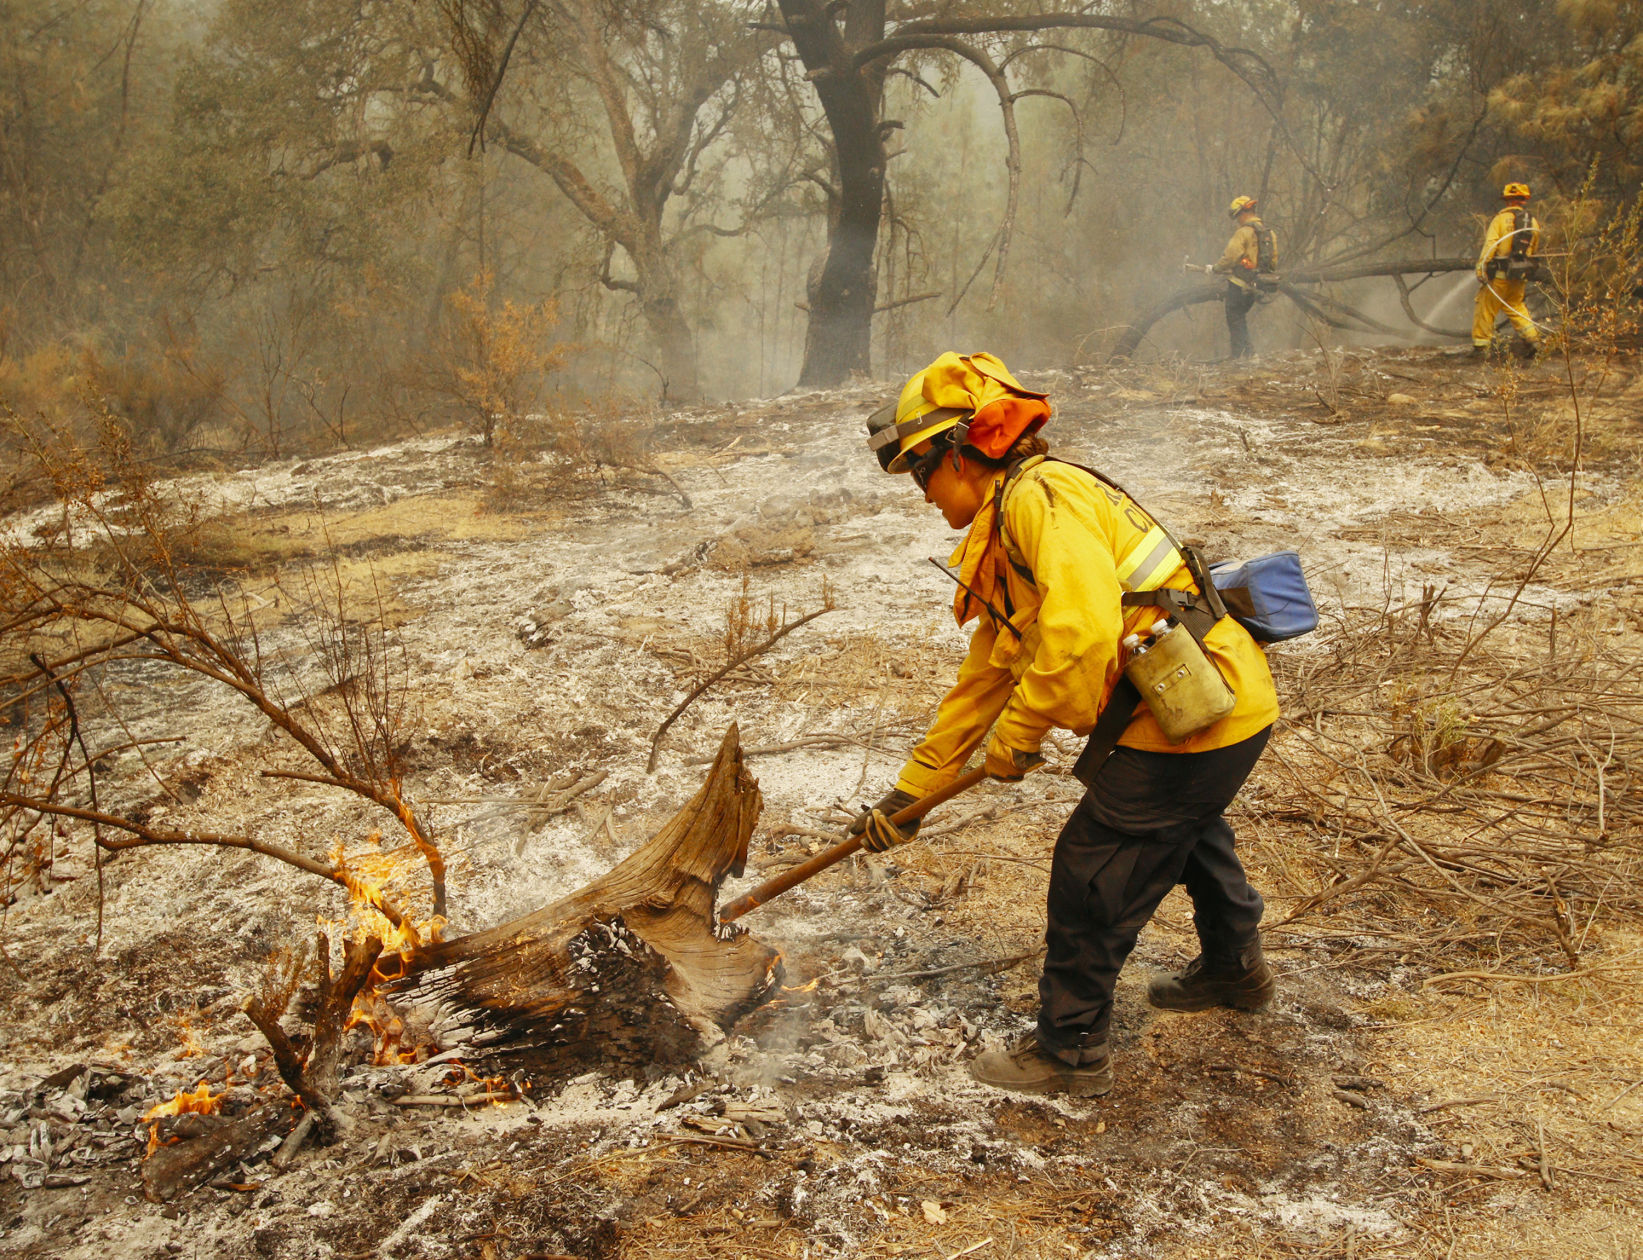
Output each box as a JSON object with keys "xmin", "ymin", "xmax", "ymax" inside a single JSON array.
[{"xmin": 718, "ymin": 766, "xmax": 989, "ymax": 922}]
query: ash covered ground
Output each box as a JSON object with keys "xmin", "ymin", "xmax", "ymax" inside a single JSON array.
[{"xmin": 3, "ymin": 347, "xmax": 1642, "ymax": 1259}]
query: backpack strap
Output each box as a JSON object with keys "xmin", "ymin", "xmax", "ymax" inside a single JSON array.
[
  {"xmin": 1071, "ymin": 675, "xmax": 1141, "ymax": 788},
  {"xmin": 996, "ymin": 457, "xmax": 1226, "ymax": 647},
  {"xmin": 990, "ymin": 457, "xmax": 1228, "ymax": 787}
]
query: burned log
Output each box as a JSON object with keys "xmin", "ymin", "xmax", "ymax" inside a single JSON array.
[
  {"xmin": 391, "ymin": 724, "xmax": 781, "ymax": 1084},
  {"xmin": 141, "ymin": 1104, "xmax": 292, "ymax": 1203}
]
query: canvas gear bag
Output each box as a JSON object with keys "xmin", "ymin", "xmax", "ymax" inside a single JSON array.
[{"xmin": 1208, "ymin": 552, "xmax": 1318, "ymax": 643}]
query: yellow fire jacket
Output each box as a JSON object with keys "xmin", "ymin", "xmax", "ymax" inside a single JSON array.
[
  {"xmin": 897, "ymin": 458, "xmax": 1280, "ymax": 798},
  {"xmin": 1214, "ymin": 219, "xmax": 1266, "ymax": 290},
  {"xmin": 1476, "ymin": 208, "xmax": 1540, "ymax": 280}
]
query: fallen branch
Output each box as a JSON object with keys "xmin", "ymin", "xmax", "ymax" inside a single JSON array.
[
  {"xmin": 668, "ymin": 1132, "xmax": 769, "ymax": 1156},
  {"xmin": 683, "ymin": 733, "xmax": 890, "ymax": 764},
  {"xmin": 647, "ymin": 595, "xmax": 833, "ymax": 773},
  {"xmin": 1393, "ymin": 272, "xmax": 1471, "ymax": 339},
  {"xmin": 1418, "ymin": 1097, "xmax": 1496, "ymax": 1115},
  {"xmin": 392, "ymin": 1093, "xmax": 514, "ymax": 1107},
  {"xmin": 271, "ymin": 1111, "xmax": 317, "ymax": 1170},
  {"xmin": 848, "ymin": 948, "xmax": 1045, "ymax": 986},
  {"xmin": 1415, "ymin": 1157, "xmax": 1528, "ymax": 1180},
  {"xmin": 598, "ymin": 458, "xmax": 693, "ymax": 509},
  {"xmin": 1109, "ymin": 256, "xmax": 1482, "ymax": 358},
  {"xmin": 0, "ymin": 798, "xmax": 415, "ymax": 929},
  {"xmin": 1421, "ymin": 964, "xmax": 1625, "ymax": 990},
  {"xmin": 1275, "ymin": 831, "xmax": 1402, "ymax": 925}
]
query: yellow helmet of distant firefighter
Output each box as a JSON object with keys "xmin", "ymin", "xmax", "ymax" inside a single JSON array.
[
  {"xmin": 1503, "ymin": 182, "xmax": 1531, "ymax": 200},
  {"xmin": 1228, "ymin": 195, "xmax": 1258, "ymax": 218},
  {"xmin": 865, "ymin": 352, "xmax": 1050, "ymax": 474}
]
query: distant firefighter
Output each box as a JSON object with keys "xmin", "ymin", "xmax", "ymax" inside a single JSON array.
[
  {"xmin": 1473, "ymin": 182, "xmax": 1541, "ymax": 359},
  {"xmin": 1209, "ymin": 196, "xmax": 1278, "ymax": 360}
]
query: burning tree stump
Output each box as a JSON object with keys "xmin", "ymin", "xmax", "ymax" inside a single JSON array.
[
  {"xmin": 242, "ymin": 932, "xmax": 384, "ymax": 1144},
  {"xmin": 392, "ymin": 724, "xmax": 781, "ymax": 1083}
]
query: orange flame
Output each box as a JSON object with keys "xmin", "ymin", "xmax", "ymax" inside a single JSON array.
[
  {"xmin": 782, "ymin": 977, "xmax": 821, "ymax": 994},
  {"xmin": 346, "ymin": 989, "xmax": 427, "ymax": 1066},
  {"xmin": 141, "ymin": 1081, "xmax": 223, "ymax": 1156},
  {"xmin": 319, "ymin": 836, "xmax": 449, "ymax": 1065},
  {"xmin": 440, "ymin": 1063, "xmax": 513, "ymax": 1106}
]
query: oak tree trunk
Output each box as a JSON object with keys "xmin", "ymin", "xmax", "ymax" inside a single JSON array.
[
  {"xmin": 641, "ymin": 288, "xmax": 701, "ymax": 403},
  {"xmin": 780, "ymin": 0, "xmax": 888, "ymax": 388}
]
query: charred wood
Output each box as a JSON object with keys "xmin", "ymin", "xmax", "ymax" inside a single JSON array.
[
  {"xmin": 140, "ymin": 1103, "xmax": 290, "ymax": 1203},
  {"xmin": 242, "ymin": 933, "xmax": 382, "ymax": 1143},
  {"xmin": 392, "ymin": 724, "xmax": 780, "ymax": 1085}
]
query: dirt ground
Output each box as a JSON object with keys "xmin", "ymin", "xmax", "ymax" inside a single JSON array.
[{"xmin": 2, "ymin": 345, "xmax": 1641, "ymax": 1259}]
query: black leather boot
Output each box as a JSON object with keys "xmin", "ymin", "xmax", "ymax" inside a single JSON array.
[{"xmin": 1146, "ymin": 942, "xmax": 1274, "ymax": 1012}]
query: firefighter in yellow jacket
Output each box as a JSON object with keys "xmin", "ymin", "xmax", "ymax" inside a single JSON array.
[
  {"xmin": 1473, "ymin": 182, "xmax": 1541, "ymax": 358},
  {"xmin": 1212, "ymin": 196, "xmax": 1275, "ymax": 359},
  {"xmin": 858, "ymin": 352, "xmax": 1280, "ymax": 1097}
]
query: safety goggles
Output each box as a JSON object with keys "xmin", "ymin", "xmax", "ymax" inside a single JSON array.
[
  {"xmin": 908, "ymin": 442, "xmax": 950, "ymax": 493},
  {"xmin": 865, "ymin": 402, "xmax": 968, "ymax": 473}
]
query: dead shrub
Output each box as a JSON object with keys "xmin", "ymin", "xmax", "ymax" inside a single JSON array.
[
  {"xmin": 1554, "ymin": 180, "xmax": 1643, "ymax": 355},
  {"xmin": 422, "ymin": 271, "xmax": 571, "ymax": 446},
  {"xmin": 81, "ymin": 331, "xmax": 229, "ymax": 459},
  {"xmin": 482, "ymin": 400, "xmax": 689, "ymax": 513},
  {"xmin": 0, "ymin": 339, "xmax": 82, "ymax": 421},
  {"xmin": 1263, "ymin": 596, "xmax": 1643, "ymax": 978}
]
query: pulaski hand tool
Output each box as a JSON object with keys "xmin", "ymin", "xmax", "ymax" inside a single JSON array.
[{"xmin": 717, "ymin": 765, "xmax": 988, "ymax": 921}]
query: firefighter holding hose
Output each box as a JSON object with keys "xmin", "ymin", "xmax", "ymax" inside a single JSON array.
[
  {"xmin": 1473, "ymin": 182, "xmax": 1541, "ymax": 359},
  {"xmin": 1185, "ymin": 196, "xmax": 1278, "ymax": 360},
  {"xmin": 855, "ymin": 352, "xmax": 1279, "ymax": 1097}
]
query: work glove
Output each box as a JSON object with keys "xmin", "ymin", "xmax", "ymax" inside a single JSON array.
[
  {"xmin": 848, "ymin": 787, "xmax": 920, "ymax": 853},
  {"xmin": 984, "ymin": 733, "xmax": 1046, "ymax": 782}
]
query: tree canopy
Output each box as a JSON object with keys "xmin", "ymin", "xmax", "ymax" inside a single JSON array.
[{"xmin": 1, "ymin": 0, "xmax": 1638, "ymax": 440}]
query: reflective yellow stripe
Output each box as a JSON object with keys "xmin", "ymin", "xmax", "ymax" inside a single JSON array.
[{"xmin": 1115, "ymin": 526, "xmax": 1179, "ymax": 592}]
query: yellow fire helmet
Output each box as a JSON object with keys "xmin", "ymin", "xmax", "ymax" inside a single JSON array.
[
  {"xmin": 1228, "ymin": 195, "xmax": 1258, "ymax": 218},
  {"xmin": 866, "ymin": 352, "xmax": 1049, "ymax": 473},
  {"xmin": 1503, "ymin": 181, "xmax": 1531, "ymax": 200}
]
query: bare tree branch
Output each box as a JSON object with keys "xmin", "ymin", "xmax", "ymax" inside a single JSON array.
[
  {"xmin": 464, "ymin": 0, "xmax": 539, "ymax": 156},
  {"xmin": 648, "ymin": 594, "xmax": 834, "ymax": 773}
]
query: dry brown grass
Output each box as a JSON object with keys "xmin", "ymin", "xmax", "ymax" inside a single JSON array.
[{"xmin": 1258, "ymin": 593, "xmax": 1642, "ymax": 965}]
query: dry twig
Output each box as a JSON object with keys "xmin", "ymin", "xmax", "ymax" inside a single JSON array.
[{"xmin": 647, "ymin": 579, "xmax": 834, "ymax": 771}]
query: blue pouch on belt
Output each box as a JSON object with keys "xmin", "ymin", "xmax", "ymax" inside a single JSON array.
[{"xmin": 1209, "ymin": 551, "xmax": 1318, "ymax": 643}]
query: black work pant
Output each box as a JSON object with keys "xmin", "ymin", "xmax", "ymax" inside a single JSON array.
[
  {"xmin": 1224, "ymin": 284, "xmax": 1257, "ymax": 358},
  {"xmin": 1036, "ymin": 727, "xmax": 1272, "ymax": 1054}
]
